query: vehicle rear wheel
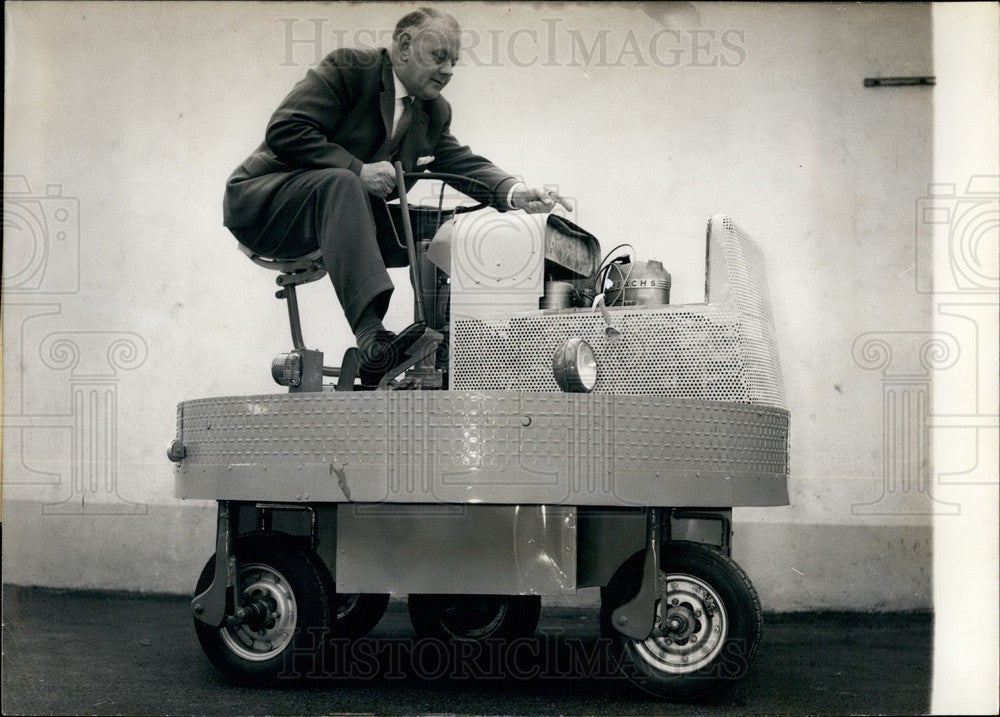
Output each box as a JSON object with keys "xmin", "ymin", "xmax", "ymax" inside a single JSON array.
[
  {"xmin": 193, "ymin": 532, "xmax": 332, "ymax": 684},
  {"xmin": 335, "ymin": 592, "xmax": 390, "ymax": 638},
  {"xmin": 600, "ymin": 541, "xmax": 762, "ymax": 700},
  {"xmin": 407, "ymin": 594, "xmax": 541, "ymax": 640}
]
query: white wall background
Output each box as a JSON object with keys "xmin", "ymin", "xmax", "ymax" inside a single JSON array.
[{"xmin": 2, "ymin": 0, "xmax": 995, "ymax": 631}]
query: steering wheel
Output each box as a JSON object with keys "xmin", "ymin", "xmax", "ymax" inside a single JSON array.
[{"xmin": 402, "ymin": 171, "xmax": 494, "ymax": 215}]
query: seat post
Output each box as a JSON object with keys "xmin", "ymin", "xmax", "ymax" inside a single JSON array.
[
  {"xmin": 273, "ymin": 262, "xmax": 326, "ymax": 351},
  {"xmin": 276, "ymin": 279, "xmax": 306, "ymax": 350},
  {"xmin": 236, "ymin": 242, "xmax": 329, "ymax": 391}
]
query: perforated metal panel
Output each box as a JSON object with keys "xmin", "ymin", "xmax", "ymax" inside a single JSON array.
[
  {"xmin": 451, "ymin": 215, "xmax": 786, "ymax": 409},
  {"xmin": 174, "ymin": 391, "xmax": 789, "ymax": 507}
]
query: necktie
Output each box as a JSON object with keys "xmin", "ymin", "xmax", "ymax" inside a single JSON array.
[{"xmin": 391, "ymin": 96, "xmax": 413, "ymax": 146}]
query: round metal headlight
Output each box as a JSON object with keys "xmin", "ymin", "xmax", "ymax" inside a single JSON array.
[
  {"xmin": 271, "ymin": 352, "xmax": 302, "ymax": 387},
  {"xmin": 552, "ymin": 337, "xmax": 598, "ymax": 392}
]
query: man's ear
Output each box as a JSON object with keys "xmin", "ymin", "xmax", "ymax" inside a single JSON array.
[{"xmin": 396, "ymin": 31, "xmax": 412, "ymax": 60}]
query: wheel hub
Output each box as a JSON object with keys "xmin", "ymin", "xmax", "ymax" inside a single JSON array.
[
  {"xmin": 238, "ymin": 595, "xmax": 278, "ymax": 631},
  {"xmin": 663, "ymin": 605, "xmax": 697, "ymax": 640},
  {"xmin": 219, "ymin": 563, "xmax": 297, "ymax": 661},
  {"xmin": 635, "ymin": 573, "xmax": 728, "ymax": 674}
]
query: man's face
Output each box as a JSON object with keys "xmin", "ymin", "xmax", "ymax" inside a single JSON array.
[{"xmin": 396, "ymin": 18, "xmax": 459, "ymax": 100}]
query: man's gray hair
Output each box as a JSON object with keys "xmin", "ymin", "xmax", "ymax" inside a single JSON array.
[{"xmin": 393, "ymin": 6, "xmax": 460, "ymax": 42}]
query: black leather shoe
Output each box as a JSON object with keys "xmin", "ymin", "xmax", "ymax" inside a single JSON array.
[{"xmin": 358, "ymin": 323, "xmax": 427, "ymax": 385}]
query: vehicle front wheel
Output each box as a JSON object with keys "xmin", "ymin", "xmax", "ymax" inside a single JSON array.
[
  {"xmin": 600, "ymin": 541, "xmax": 763, "ymax": 700},
  {"xmin": 193, "ymin": 532, "xmax": 332, "ymax": 684}
]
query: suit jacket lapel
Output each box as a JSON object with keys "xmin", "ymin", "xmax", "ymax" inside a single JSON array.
[
  {"xmin": 379, "ymin": 55, "xmax": 394, "ymax": 138},
  {"xmin": 373, "ymin": 55, "xmax": 395, "ymax": 160}
]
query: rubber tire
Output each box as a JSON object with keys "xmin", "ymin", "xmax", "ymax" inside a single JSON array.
[
  {"xmin": 300, "ymin": 551, "xmax": 389, "ymax": 639},
  {"xmin": 193, "ymin": 532, "xmax": 332, "ymax": 684},
  {"xmin": 334, "ymin": 592, "xmax": 390, "ymax": 638},
  {"xmin": 407, "ymin": 594, "xmax": 541, "ymax": 641},
  {"xmin": 600, "ymin": 541, "xmax": 763, "ymax": 700}
]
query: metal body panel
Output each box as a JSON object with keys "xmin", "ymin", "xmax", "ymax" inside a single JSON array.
[
  {"xmin": 335, "ymin": 504, "xmax": 576, "ymax": 594},
  {"xmin": 174, "ymin": 391, "xmax": 788, "ymax": 507},
  {"xmin": 576, "ymin": 508, "xmax": 647, "ymax": 588}
]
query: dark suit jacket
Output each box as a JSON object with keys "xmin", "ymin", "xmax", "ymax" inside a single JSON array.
[{"xmin": 224, "ymin": 47, "xmax": 517, "ymax": 229}]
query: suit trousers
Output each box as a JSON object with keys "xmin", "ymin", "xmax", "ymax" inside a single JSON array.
[{"xmin": 230, "ymin": 168, "xmax": 409, "ymax": 330}]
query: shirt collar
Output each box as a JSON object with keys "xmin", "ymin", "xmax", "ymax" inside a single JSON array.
[{"xmin": 391, "ymin": 69, "xmax": 409, "ymax": 105}]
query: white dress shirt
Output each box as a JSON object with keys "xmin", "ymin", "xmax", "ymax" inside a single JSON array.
[{"xmin": 392, "ymin": 70, "xmax": 522, "ymax": 208}]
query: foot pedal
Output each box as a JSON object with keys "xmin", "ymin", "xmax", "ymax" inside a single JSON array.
[{"xmin": 375, "ymin": 328, "xmax": 444, "ymax": 389}]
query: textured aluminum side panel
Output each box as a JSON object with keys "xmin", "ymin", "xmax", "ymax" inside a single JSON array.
[
  {"xmin": 174, "ymin": 391, "xmax": 788, "ymax": 507},
  {"xmin": 450, "ymin": 215, "xmax": 786, "ymax": 409},
  {"xmin": 336, "ymin": 504, "xmax": 576, "ymax": 594}
]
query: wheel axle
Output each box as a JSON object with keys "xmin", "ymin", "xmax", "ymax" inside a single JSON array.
[{"xmin": 225, "ymin": 595, "xmax": 276, "ymax": 629}]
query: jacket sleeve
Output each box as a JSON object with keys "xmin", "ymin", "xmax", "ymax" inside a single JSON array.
[
  {"xmin": 264, "ymin": 53, "xmax": 365, "ymax": 175},
  {"xmin": 428, "ymin": 112, "xmax": 519, "ymax": 209}
]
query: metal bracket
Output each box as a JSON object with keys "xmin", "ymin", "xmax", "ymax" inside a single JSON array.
[
  {"xmin": 256, "ymin": 503, "xmax": 318, "ymax": 550},
  {"xmin": 192, "ymin": 501, "xmax": 238, "ymax": 627},
  {"xmin": 672, "ymin": 508, "xmax": 732, "ymax": 556},
  {"xmin": 611, "ymin": 507, "xmax": 663, "ymax": 640},
  {"xmin": 276, "ymin": 267, "xmax": 326, "ymax": 287},
  {"xmin": 271, "ymin": 349, "xmax": 324, "ymax": 393},
  {"xmin": 336, "ymin": 347, "xmax": 361, "ymax": 391},
  {"xmin": 289, "ymin": 349, "xmax": 324, "ymax": 393},
  {"xmin": 863, "ymin": 76, "xmax": 935, "ymax": 88}
]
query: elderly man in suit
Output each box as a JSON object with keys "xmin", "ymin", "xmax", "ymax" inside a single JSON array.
[{"xmin": 224, "ymin": 7, "xmax": 570, "ymax": 381}]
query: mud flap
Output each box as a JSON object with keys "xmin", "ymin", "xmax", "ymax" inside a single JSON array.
[
  {"xmin": 611, "ymin": 507, "xmax": 663, "ymax": 640},
  {"xmin": 191, "ymin": 501, "xmax": 238, "ymax": 626}
]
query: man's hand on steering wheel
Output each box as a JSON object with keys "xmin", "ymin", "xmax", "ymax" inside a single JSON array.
[
  {"xmin": 511, "ymin": 186, "xmax": 573, "ymax": 214},
  {"xmin": 379, "ymin": 167, "xmax": 573, "ymax": 215}
]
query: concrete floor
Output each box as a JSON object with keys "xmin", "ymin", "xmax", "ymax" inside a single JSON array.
[{"xmin": 1, "ymin": 586, "xmax": 931, "ymax": 715}]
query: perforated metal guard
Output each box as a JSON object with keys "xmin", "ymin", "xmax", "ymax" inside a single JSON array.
[
  {"xmin": 174, "ymin": 391, "xmax": 789, "ymax": 507},
  {"xmin": 451, "ymin": 215, "xmax": 786, "ymax": 409}
]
